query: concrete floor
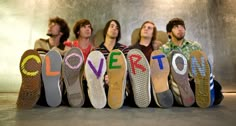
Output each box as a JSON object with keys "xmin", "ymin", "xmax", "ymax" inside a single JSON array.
[{"xmin": 0, "ymin": 93, "xmax": 235, "ymax": 126}]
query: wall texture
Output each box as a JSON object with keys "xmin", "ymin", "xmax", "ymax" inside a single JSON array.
[{"xmin": 0, "ymin": 0, "xmax": 235, "ymax": 92}]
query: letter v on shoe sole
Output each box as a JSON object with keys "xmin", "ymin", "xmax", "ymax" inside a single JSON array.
[{"xmin": 85, "ymin": 51, "xmax": 107, "ymax": 109}]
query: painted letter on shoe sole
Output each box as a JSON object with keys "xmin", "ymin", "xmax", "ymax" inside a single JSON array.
[
  {"xmin": 85, "ymin": 51, "xmax": 107, "ymax": 109},
  {"xmin": 190, "ymin": 50, "xmax": 211, "ymax": 108},
  {"xmin": 127, "ymin": 49, "xmax": 151, "ymax": 108},
  {"xmin": 107, "ymin": 49, "xmax": 127, "ymax": 109},
  {"xmin": 17, "ymin": 50, "xmax": 42, "ymax": 109},
  {"xmin": 42, "ymin": 50, "xmax": 62, "ymax": 107},
  {"xmin": 62, "ymin": 47, "xmax": 85, "ymax": 107},
  {"xmin": 150, "ymin": 50, "xmax": 173, "ymax": 108},
  {"xmin": 170, "ymin": 51, "xmax": 195, "ymax": 107}
]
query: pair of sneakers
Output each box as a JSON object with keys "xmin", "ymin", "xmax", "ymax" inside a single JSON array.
[
  {"xmin": 17, "ymin": 48, "xmax": 85, "ymax": 108},
  {"xmin": 127, "ymin": 49, "xmax": 173, "ymax": 108},
  {"xmin": 84, "ymin": 49, "xmax": 127, "ymax": 109},
  {"xmin": 169, "ymin": 50, "xmax": 215, "ymax": 108}
]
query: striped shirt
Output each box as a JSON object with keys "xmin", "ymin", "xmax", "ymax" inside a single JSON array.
[{"xmin": 96, "ymin": 42, "xmax": 129, "ymax": 59}]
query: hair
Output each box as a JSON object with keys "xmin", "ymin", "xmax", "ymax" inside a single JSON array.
[
  {"xmin": 137, "ymin": 21, "xmax": 157, "ymax": 43},
  {"xmin": 73, "ymin": 19, "xmax": 93, "ymax": 39},
  {"xmin": 103, "ymin": 19, "xmax": 121, "ymax": 42},
  {"xmin": 49, "ymin": 16, "xmax": 70, "ymax": 49},
  {"xmin": 166, "ymin": 18, "xmax": 185, "ymax": 38}
]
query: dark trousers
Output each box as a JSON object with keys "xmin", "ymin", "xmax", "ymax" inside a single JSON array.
[
  {"xmin": 37, "ymin": 79, "xmax": 92, "ymax": 107},
  {"xmin": 36, "ymin": 80, "xmax": 68, "ymax": 106},
  {"xmin": 82, "ymin": 79, "xmax": 92, "ymax": 107},
  {"xmin": 189, "ymin": 79, "xmax": 224, "ymax": 106},
  {"xmin": 125, "ymin": 79, "xmax": 224, "ymax": 107},
  {"xmin": 124, "ymin": 78, "xmax": 157, "ymax": 107}
]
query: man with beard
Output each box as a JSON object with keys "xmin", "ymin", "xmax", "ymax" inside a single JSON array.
[
  {"xmin": 160, "ymin": 18, "xmax": 223, "ymax": 107},
  {"xmin": 34, "ymin": 17, "xmax": 70, "ymax": 106},
  {"xmin": 160, "ymin": 18, "xmax": 201, "ymax": 60},
  {"xmin": 34, "ymin": 16, "xmax": 70, "ymax": 56},
  {"xmin": 17, "ymin": 17, "xmax": 70, "ymax": 108}
]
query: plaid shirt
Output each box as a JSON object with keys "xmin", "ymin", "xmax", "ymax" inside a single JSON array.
[{"xmin": 160, "ymin": 39, "xmax": 202, "ymax": 60}]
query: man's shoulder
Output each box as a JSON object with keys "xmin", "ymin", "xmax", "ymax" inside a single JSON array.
[
  {"xmin": 35, "ymin": 38, "xmax": 48, "ymax": 43},
  {"xmin": 95, "ymin": 42, "xmax": 105, "ymax": 50},
  {"xmin": 160, "ymin": 41, "xmax": 171, "ymax": 49},
  {"xmin": 34, "ymin": 38, "xmax": 49, "ymax": 50},
  {"xmin": 128, "ymin": 42, "xmax": 141, "ymax": 50},
  {"xmin": 116, "ymin": 42, "xmax": 127, "ymax": 48},
  {"xmin": 185, "ymin": 40, "xmax": 202, "ymax": 49}
]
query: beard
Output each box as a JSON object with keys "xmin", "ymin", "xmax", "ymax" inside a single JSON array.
[
  {"xmin": 47, "ymin": 32, "xmax": 59, "ymax": 37},
  {"xmin": 46, "ymin": 33, "xmax": 53, "ymax": 37},
  {"xmin": 172, "ymin": 32, "xmax": 185, "ymax": 41}
]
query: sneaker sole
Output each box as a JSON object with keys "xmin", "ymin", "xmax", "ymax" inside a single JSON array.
[
  {"xmin": 150, "ymin": 50, "xmax": 173, "ymax": 108},
  {"xmin": 17, "ymin": 50, "xmax": 42, "ymax": 109},
  {"xmin": 85, "ymin": 51, "xmax": 107, "ymax": 109},
  {"xmin": 62, "ymin": 47, "xmax": 85, "ymax": 107},
  {"xmin": 127, "ymin": 49, "xmax": 151, "ymax": 108},
  {"xmin": 170, "ymin": 51, "xmax": 195, "ymax": 107},
  {"xmin": 190, "ymin": 50, "xmax": 211, "ymax": 108},
  {"xmin": 107, "ymin": 49, "xmax": 127, "ymax": 109},
  {"xmin": 42, "ymin": 50, "xmax": 62, "ymax": 107}
]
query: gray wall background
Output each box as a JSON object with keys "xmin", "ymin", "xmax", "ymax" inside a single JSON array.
[{"xmin": 0, "ymin": 0, "xmax": 235, "ymax": 92}]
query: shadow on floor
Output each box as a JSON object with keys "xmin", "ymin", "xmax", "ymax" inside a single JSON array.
[{"xmin": 0, "ymin": 93, "xmax": 235, "ymax": 126}]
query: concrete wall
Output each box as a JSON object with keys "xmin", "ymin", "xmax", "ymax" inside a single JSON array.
[{"xmin": 0, "ymin": 0, "xmax": 235, "ymax": 92}]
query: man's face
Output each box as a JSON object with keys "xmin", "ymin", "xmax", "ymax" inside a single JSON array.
[
  {"xmin": 170, "ymin": 25, "xmax": 185, "ymax": 40},
  {"xmin": 106, "ymin": 21, "xmax": 119, "ymax": 39},
  {"xmin": 78, "ymin": 24, "xmax": 92, "ymax": 38},
  {"xmin": 141, "ymin": 23, "xmax": 154, "ymax": 39},
  {"xmin": 47, "ymin": 22, "xmax": 61, "ymax": 37}
]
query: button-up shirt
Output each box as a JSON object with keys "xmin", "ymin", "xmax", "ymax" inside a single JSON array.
[{"xmin": 160, "ymin": 39, "xmax": 202, "ymax": 60}]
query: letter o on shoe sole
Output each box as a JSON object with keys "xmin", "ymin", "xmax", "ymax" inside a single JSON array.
[
  {"xmin": 62, "ymin": 47, "xmax": 85, "ymax": 107},
  {"xmin": 170, "ymin": 51, "xmax": 195, "ymax": 107}
]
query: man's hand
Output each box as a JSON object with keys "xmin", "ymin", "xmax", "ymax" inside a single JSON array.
[{"xmin": 104, "ymin": 74, "xmax": 109, "ymax": 86}]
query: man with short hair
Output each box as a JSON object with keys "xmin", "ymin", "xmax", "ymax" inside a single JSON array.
[
  {"xmin": 63, "ymin": 19, "xmax": 94, "ymax": 107},
  {"xmin": 160, "ymin": 18, "xmax": 223, "ymax": 107}
]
